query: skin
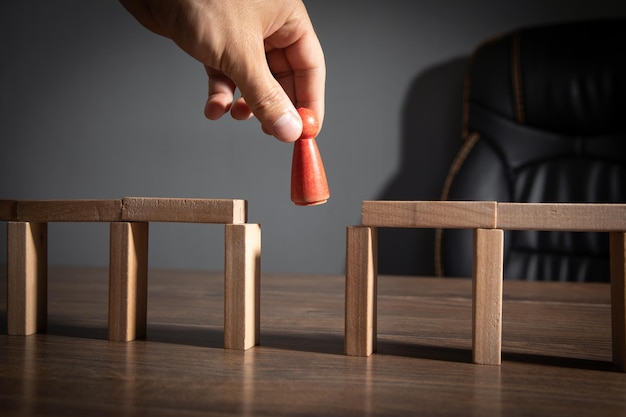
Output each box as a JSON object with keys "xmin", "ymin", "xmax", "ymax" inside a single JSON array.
[{"xmin": 119, "ymin": 0, "xmax": 326, "ymax": 142}]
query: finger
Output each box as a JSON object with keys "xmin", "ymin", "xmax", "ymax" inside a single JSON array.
[
  {"xmin": 284, "ymin": 32, "xmax": 326, "ymax": 129},
  {"xmin": 204, "ymin": 66, "xmax": 236, "ymax": 120},
  {"xmin": 267, "ymin": 48, "xmax": 296, "ymax": 104},
  {"xmin": 233, "ymin": 57, "xmax": 303, "ymax": 142},
  {"xmin": 265, "ymin": 28, "xmax": 326, "ymax": 132},
  {"xmin": 231, "ymin": 97, "xmax": 254, "ymax": 120}
]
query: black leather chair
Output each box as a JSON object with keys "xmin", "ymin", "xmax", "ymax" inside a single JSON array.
[{"xmin": 436, "ymin": 19, "xmax": 626, "ymax": 282}]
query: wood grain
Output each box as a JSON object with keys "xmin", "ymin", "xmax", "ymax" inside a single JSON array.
[
  {"xmin": 345, "ymin": 226, "xmax": 378, "ymax": 356},
  {"xmin": 0, "ymin": 199, "xmax": 17, "ymax": 220},
  {"xmin": 472, "ymin": 228, "xmax": 504, "ymax": 365},
  {"xmin": 0, "ymin": 267, "xmax": 621, "ymax": 417},
  {"xmin": 610, "ymin": 232, "xmax": 626, "ymax": 371},
  {"xmin": 108, "ymin": 222, "xmax": 149, "ymax": 341},
  {"xmin": 224, "ymin": 223, "xmax": 261, "ymax": 350},
  {"xmin": 17, "ymin": 199, "xmax": 123, "ymax": 222},
  {"xmin": 122, "ymin": 197, "xmax": 247, "ymax": 224},
  {"xmin": 7, "ymin": 222, "xmax": 47, "ymax": 335},
  {"xmin": 497, "ymin": 202, "xmax": 626, "ymax": 231},
  {"xmin": 362, "ymin": 200, "xmax": 497, "ymax": 228},
  {"xmin": 9, "ymin": 198, "xmax": 248, "ymax": 223}
]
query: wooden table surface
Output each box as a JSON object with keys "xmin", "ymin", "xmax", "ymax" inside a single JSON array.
[{"xmin": 1, "ymin": 267, "xmax": 625, "ymax": 416}]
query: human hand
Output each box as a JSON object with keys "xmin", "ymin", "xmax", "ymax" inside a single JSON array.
[{"xmin": 119, "ymin": 0, "xmax": 325, "ymax": 142}]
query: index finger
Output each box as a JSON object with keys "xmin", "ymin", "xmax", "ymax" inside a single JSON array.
[{"xmin": 266, "ymin": 26, "xmax": 326, "ymax": 130}]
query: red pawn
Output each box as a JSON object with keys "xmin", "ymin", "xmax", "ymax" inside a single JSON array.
[{"xmin": 290, "ymin": 108, "xmax": 330, "ymax": 206}]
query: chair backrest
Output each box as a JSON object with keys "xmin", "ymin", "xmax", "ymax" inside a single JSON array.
[{"xmin": 437, "ymin": 19, "xmax": 626, "ymax": 282}]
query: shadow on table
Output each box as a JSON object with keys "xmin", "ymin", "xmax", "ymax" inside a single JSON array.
[
  {"xmin": 259, "ymin": 331, "xmax": 345, "ymax": 356},
  {"xmin": 377, "ymin": 340, "xmax": 617, "ymax": 371},
  {"xmin": 41, "ymin": 321, "xmax": 227, "ymax": 350},
  {"xmin": 503, "ymin": 351, "xmax": 618, "ymax": 372},
  {"xmin": 7, "ymin": 317, "xmax": 618, "ymax": 372},
  {"xmin": 377, "ymin": 340, "xmax": 473, "ymax": 363},
  {"xmin": 45, "ymin": 322, "xmax": 109, "ymax": 340},
  {"xmin": 145, "ymin": 324, "xmax": 225, "ymax": 349}
]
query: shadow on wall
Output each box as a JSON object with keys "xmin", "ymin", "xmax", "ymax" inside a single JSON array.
[{"xmin": 377, "ymin": 57, "xmax": 469, "ymax": 276}]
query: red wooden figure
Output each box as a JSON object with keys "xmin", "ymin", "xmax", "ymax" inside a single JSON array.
[{"xmin": 290, "ymin": 108, "xmax": 330, "ymax": 206}]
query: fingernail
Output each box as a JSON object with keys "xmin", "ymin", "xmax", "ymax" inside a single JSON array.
[{"xmin": 272, "ymin": 110, "xmax": 302, "ymax": 142}]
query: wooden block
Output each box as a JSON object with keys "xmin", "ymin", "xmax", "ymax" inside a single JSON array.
[
  {"xmin": 17, "ymin": 199, "xmax": 122, "ymax": 222},
  {"xmin": 108, "ymin": 222, "xmax": 149, "ymax": 342},
  {"xmin": 1, "ymin": 200, "xmax": 17, "ymax": 220},
  {"xmin": 497, "ymin": 203, "xmax": 626, "ymax": 231},
  {"xmin": 7, "ymin": 222, "xmax": 48, "ymax": 335},
  {"xmin": 345, "ymin": 226, "xmax": 378, "ymax": 357},
  {"xmin": 122, "ymin": 197, "xmax": 247, "ymax": 224},
  {"xmin": 224, "ymin": 223, "xmax": 261, "ymax": 350},
  {"xmin": 362, "ymin": 201, "xmax": 497, "ymax": 229},
  {"xmin": 472, "ymin": 228, "xmax": 503, "ymax": 366},
  {"xmin": 610, "ymin": 232, "xmax": 626, "ymax": 372}
]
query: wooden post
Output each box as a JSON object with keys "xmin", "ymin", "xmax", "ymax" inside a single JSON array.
[
  {"xmin": 108, "ymin": 222, "xmax": 149, "ymax": 341},
  {"xmin": 345, "ymin": 226, "xmax": 378, "ymax": 357},
  {"xmin": 224, "ymin": 224, "xmax": 261, "ymax": 350},
  {"xmin": 7, "ymin": 222, "xmax": 48, "ymax": 335},
  {"xmin": 472, "ymin": 228, "xmax": 503, "ymax": 365},
  {"xmin": 610, "ymin": 232, "xmax": 626, "ymax": 372}
]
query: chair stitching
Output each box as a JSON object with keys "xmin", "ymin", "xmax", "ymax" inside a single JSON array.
[
  {"xmin": 462, "ymin": 34, "xmax": 505, "ymax": 141},
  {"xmin": 512, "ymin": 31, "xmax": 525, "ymax": 124}
]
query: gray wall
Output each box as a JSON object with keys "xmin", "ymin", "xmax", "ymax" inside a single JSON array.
[{"xmin": 2, "ymin": 1, "xmax": 626, "ymax": 275}]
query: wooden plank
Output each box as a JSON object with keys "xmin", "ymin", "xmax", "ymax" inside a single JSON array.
[
  {"xmin": 17, "ymin": 199, "xmax": 122, "ymax": 222},
  {"xmin": 122, "ymin": 197, "xmax": 247, "ymax": 224},
  {"xmin": 345, "ymin": 226, "xmax": 378, "ymax": 357},
  {"xmin": 7, "ymin": 222, "xmax": 48, "ymax": 335},
  {"xmin": 497, "ymin": 203, "xmax": 626, "ymax": 231},
  {"xmin": 362, "ymin": 201, "xmax": 497, "ymax": 229},
  {"xmin": 108, "ymin": 222, "xmax": 149, "ymax": 342},
  {"xmin": 224, "ymin": 224, "xmax": 261, "ymax": 350},
  {"xmin": 1, "ymin": 199, "xmax": 17, "ymax": 220},
  {"xmin": 610, "ymin": 232, "xmax": 626, "ymax": 372},
  {"xmin": 472, "ymin": 228, "xmax": 503, "ymax": 366}
]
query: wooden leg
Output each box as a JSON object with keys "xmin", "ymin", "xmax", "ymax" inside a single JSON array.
[
  {"xmin": 610, "ymin": 232, "xmax": 626, "ymax": 372},
  {"xmin": 7, "ymin": 222, "xmax": 48, "ymax": 335},
  {"xmin": 108, "ymin": 222, "xmax": 149, "ymax": 342},
  {"xmin": 472, "ymin": 228, "xmax": 503, "ymax": 365},
  {"xmin": 345, "ymin": 226, "xmax": 378, "ymax": 357},
  {"xmin": 224, "ymin": 224, "xmax": 261, "ymax": 350}
]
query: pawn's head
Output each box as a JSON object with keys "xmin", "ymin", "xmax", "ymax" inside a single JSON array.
[{"xmin": 298, "ymin": 107, "xmax": 320, "ymax": 139}]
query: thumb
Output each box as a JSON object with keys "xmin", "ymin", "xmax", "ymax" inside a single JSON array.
[{"xmin": 235, "ymin": 68, "xmax": 303, "ymax": 143}]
